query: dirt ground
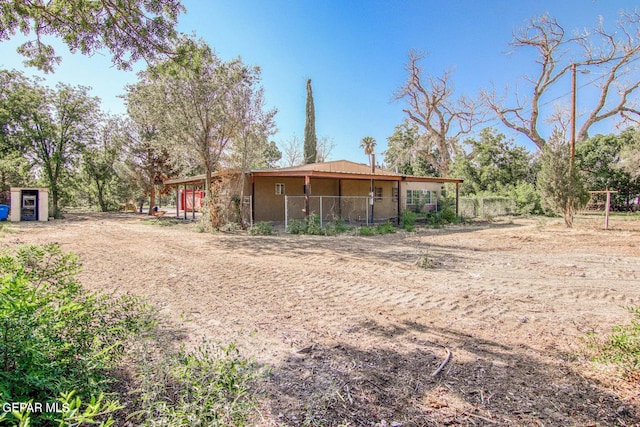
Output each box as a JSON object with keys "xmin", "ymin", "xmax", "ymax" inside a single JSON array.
[{"xmin": 2, "ymin": 213, "xmax": 640, "ymax": 426}]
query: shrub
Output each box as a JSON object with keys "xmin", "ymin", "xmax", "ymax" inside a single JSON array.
[
  {"xmin": 286, "ymin": 219, "xmax": 307, "ymax": 234},
  {"xmin": 0, "ymin": 244, "xmax": 152, "ymax": 425},
  {"xmin": 375, "ymin": 220, "xmax": 396, "ymax": 235},
  {"xmin": 0, "ymin": 244, "xmax": 259, "ymax": 427},
  {"xmin": 438, "ymin": 208, "xmax": 458, "ymax": 224},
  {"xmin": 509, "ymin": 182, "xmax": 543, "ymax": 215},
  {"xmin": 400, "ymin": 211, "xmax": 417, "ymax": 231},
  {"xmin": 333, "ymin": 218, "xmax": 353, "ymax": 233},
  {"xmin": 248, "ymin": 221, "xmax": 274, "ymax": 235},
  {"xmin": 305, "ymin": 214, "xmax": 325, "ymax": 235},
  {"xmin": 358, "ymin": 226, "xmax": 375, "ymax": 236}
]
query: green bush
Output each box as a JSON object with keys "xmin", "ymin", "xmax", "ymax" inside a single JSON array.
[
  {"xmin": 0, "ymin": 244, "xmax": 152, "ymax": 425},
  {"xmin": 0, "ymin": 244, "xmax": 259, "ymax": 427},
  {"xmin": 305, "ymin": 214, "xmax": 325, "ymax": 235},
  {"xmin": 438, "ymin": 208, "xmax": 458, "ymax": 224},
  {"xmin": 248, "ymin": 221, "xmax": 274, "ymax": 235},
  {"xmin": 509, "ymin": 182, "xmax": 543, "ymax": 215},
  {"xmin": 286, "ymin": 219, "xmax": 307, "ymax": 234},
  {"xmin": 375, "ymin": 220, "xmax": 396, "ymax": 235},
  {"xmin": 400, "ymin": 211, "xmax": 417, "ymax": 231},
  {"xmin": 333, "ymin": 218, "xmax": 352, "ymax": 233},
  {"xmin": 358, "ymin": 226, "xmax": 375, "ymax": 236}
]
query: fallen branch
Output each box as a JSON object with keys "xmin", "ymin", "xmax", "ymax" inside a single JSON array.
[
  {"xmin": 431, "ymin": 347, "xmax": 452, "ymax": 377},
  {"xmin": 465, "ymin": 412, "xmax": 498, "ymax": 424}
]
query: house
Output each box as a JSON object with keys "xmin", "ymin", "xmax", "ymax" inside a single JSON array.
[{"xmin": 163, "ymin": 160, "xmax": 463, "ymax": 224}]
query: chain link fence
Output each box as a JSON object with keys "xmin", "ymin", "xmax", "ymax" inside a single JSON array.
[
  {"xmin": 285, "ymin": 195, "xmax": 398, "ymax": 227},
  {"xmin": 459, "ymin": 196, "xmax": 516, "ymax": 218}
]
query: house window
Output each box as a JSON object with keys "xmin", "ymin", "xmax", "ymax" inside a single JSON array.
[
  {"xmin": 375, "ymin": 187, "xmax": 383, "ymax": 200},
  {"xmin": 392, "ymin": 187, "xmax": 399, "ymax": 202},
  {"xmin": 406, "ymin": 189, "xmax": 435, "ymax": 205},
  {"xmin": 275, "ymin": 183, "xmax": 285, "ymax": 195}
]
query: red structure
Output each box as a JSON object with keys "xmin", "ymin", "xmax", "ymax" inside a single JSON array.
[{"xmin": 178, "ymin": 189, "xmax": 205, "ymax": 212}]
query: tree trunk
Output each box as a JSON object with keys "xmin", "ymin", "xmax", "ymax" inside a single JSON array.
[
  {"xmin": 96, "ymin": 180, "xmax": 107, "ymax": 212},
  {"xmin": 51, "ymin": 186, "xmax": 60, "ymax": 219},
  {"xmin": 148, "ymin": 184, "xmax": 156, "ymax": 215}
]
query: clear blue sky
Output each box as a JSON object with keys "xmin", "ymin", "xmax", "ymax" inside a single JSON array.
[{"xmin": 0, "ymin": 0, "xmax": 636, "ymax": 165}]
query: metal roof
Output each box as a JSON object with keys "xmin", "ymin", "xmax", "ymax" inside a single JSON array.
[{"xmin": 163, "ymin": 160, "xmax": 463, "ymax": 186}]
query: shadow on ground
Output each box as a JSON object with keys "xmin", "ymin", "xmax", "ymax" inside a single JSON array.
[{"xmin": 259, "ymin": 318, "xmax": 638, "ymax": 426}]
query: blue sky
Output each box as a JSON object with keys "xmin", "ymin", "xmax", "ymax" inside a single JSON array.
[{"xmin": 0, "ymin": 0, "xmax": 636, "ymax": 165}]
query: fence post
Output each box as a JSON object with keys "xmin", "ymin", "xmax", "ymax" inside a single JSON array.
[
  {"xmin": 366, "ymin": 197, "xmax": 369, "ymax": 225},
  {"xmin": 284, "ymin": 195, "xmax": 288, "ymax": 231}
]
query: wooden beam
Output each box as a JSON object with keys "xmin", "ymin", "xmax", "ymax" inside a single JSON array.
[
  {"xmin": 304, "ymin": 175, "xmax": 310, "ymax": 219},
  {"xmin": 183, "ymin": 183, "xmax": 187, "ymax": 220},
  {"xmin": 192, "ymin": 184, "xmax": 196, "ymax": 220}
]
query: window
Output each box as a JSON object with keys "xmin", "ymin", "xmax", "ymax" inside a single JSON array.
[
  {"xmin": 375, "ymin": 187, "xmax": 383, "ymax": 200},
  {"xmin": 406, "ymin": 189, "xmax": 435, "ymax": 205},
  {"xmin": 392, "ymin": 187, "xmax": 399, "ymax": 202},
  {"xmin": 275, "ymin": 183, "xmax": 285, "ymax": 195}
]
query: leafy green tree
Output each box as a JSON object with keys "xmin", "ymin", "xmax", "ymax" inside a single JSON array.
[
  {"xmin": 303, "ymin": 79, "xmax": 317, "ymax": 164},
  {"xmin": 227, "ymin": 74, "xmax": 277, "ymax": 207},
  {"xmin": 0, "ymin": 0, "xmax": 184, "ymax": 72},
  {"xmin": 122, "ymin": 81, "xmax": 176, "ymax": 213},
  {"xmin": 81, "ymin": 117, "xmax": 127, "ymax": 212},
  {"xmin": 619, "ymin": 128, "xmax": 640, "ymax": 180},
  {"xmin": 576, "ymin": 128, "xmax": 640, "ymax": 210},
  {"xmin": 537, "ymin": 131, "xmax": 590, "ymax": 226},
  {"xmin": 0, "ymin": 71, "xmax": 100, "ymax": 217},
  {"xmin": 0, "ymin": 70, "xmax": 39, "ymax": 196},
  {"xmin": 384, "ymin": 121, "xmax": 439, "ymax": 176},
  {"xmin": 451, "ymin": 128, "xmax": 535, "ymax": 195},
  {"xmin": 260, "ymin": 141, "xmax": 282, "ymax": 168},
  {"xmin": 132, "ymin": 37, "xmax": 273, "ymax": 226}
]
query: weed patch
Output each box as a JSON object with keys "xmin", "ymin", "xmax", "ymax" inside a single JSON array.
[{"xmin": 586, "ymin": 306, "xmax": 640, "ymax": 380}]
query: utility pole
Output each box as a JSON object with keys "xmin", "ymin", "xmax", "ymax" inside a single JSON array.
[
  {"xmin": 570, "ymin": 63, "xmax": 577, "ymax": 174},
  {"xmin": 566, "ymin": 63, "xmax": 578, "ymax": 225}
]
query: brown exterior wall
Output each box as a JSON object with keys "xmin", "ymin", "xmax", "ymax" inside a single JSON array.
[{"xmin": 253, "ymin": 176, "xmax": 399, "ymax": 222}]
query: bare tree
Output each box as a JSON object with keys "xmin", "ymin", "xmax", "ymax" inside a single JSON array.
[
  {"xmin": 394, "ymin": 50, "xmax": 482, "ymax": 176},
  {"xmin": 316, "ymin": 136, "xmax": 335, "ymax": 163},
  {"xmin": 483, "ymin": 11, "xmax": 640, "ymax": 150},
  {"xmin": 279, "ymin": 135, "xmax": 303, "ymax": 167}
]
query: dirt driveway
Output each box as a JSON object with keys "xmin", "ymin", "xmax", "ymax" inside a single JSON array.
[{"xmin": 3, "ymin": 213, "xmax": 639, "ymax": 426}]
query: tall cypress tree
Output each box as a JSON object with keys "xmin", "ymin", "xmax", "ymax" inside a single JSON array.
[{"xmin": 303, "ymin": 79, "xmax": 317, "ymax": 164}]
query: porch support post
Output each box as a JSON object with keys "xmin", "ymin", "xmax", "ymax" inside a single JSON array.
[
  {"xmin": 369, "ymin": 179, "xmax": 374, "ymax": 225},
  {"xmin": 455, "ymin": 182, "xmax": 460, "ymax": 217},
  {"xmin": 251, "ymin": 175, "xmax": 255, "ymax": 224},
  {"xmin": 175, "ymin": 187, "xmax": 179, "ymax": 218},
  {"xmin": 192, "ymin": 184, "xmax": 196, "ymax": 220},
  {"xmin": 338, "ymin": 179, "xmax": 342, "ymax": 219},
  {"xmin": 304, "ymin": 175, "xmax": 310, "ymax": 219},
  {"xmin": 183, "ymin": 183, "xmax": 187, "ymax": 220},
  {"xmin": 396, "ymin": 180, "xmax": 401, "ymax": 225},
  {"xmin": 605, "ymin": 189, "xmax": 614, "ymax": 230}
]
